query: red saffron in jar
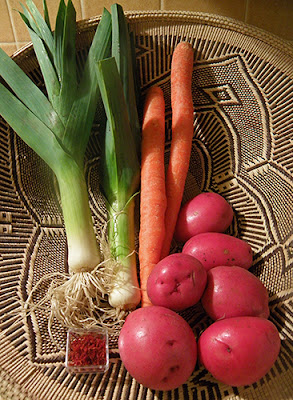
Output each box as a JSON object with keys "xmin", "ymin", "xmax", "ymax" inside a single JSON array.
[{"xmin": 68, "ymin": 332, "xmax": 106, "ymax": 366}]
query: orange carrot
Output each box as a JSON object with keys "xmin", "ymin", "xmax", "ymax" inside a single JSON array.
[
  {"xmin": 139, "ymin": 86, "xmax": 167, "ymax": 307},
  {"xmin": 160, "ymin": 41, "xmax": 194, "ymax": 259}
]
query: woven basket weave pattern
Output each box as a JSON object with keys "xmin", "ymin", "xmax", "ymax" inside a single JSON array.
[{"xmin": 0, "ymin": 11, "xmax": 292, "ymax": 400}]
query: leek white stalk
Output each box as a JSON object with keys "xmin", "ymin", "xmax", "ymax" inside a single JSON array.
[
  {"xmin": 107, "ymin": 199, "xmax": 140, "ymax": 308},
  {"xmin": 55, "ymin": 155, "xmax": 100, "ymax": 273}
]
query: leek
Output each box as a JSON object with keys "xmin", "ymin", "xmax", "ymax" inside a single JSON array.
[
  {"xmin": 0, "ymin": 0, "xmax": 112, "ymax": 327},
  {"xmin": 97, "ymin": 4, "xmax": 141, "ymax": 310},
  {"xmin": 0, "ymin": 0, "xmax": 142, "ymax": 327}
]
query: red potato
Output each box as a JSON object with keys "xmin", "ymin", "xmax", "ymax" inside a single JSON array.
[
  {"xmin": 118, "ymin": 306, "xmax": 197, "ymax": 391},
  {"xmin": 198, "ymin": 316, "xmax": 281, "ymax": 387},
  {"xmin": 182, "ymin": 232, "xmax": 253, "ymax": 271},
  {"xmin": 175, "ymin": 192, "xmax": 234, "ymax": 243},
  {"xmin": 201, "ymin": 266, "xmax": 270, "ymax": 320},
  {"xmin": 147, "ymin": 253, "xmax": 207, "ymax": 311}
]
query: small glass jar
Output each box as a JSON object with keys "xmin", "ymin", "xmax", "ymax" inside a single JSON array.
[{"xmin": 65, "ymin": 327, "xmax": 109, "ymax": 374}]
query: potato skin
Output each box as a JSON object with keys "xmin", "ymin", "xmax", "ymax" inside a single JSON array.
[
  {"xmin": 175, "ymin": 192, "xmax": 234, "ymax": 243},
  {"xmin": 201, "ymin": 266, "xmax": 270, "ymax": 320},
  {"xmin": 198, "ymin": 316, "xmax": 281, "ymax": 386},
  {"xmin": 182, "ymin": 232, "xmax": 253, "ymax": 271},
  {"xmin": 118, "ymin": 306, "xmax": 197, "ymax": 391},
  {"xmin": 147, "ymin": 253, "xmax": 207, "ymax": 311}
]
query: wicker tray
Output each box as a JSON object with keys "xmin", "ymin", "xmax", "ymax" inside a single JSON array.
[{"xmin": 0, "ymin": 10, "xmax": 292, "ymax": 400}]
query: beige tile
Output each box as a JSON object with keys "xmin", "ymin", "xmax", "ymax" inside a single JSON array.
[
  {"xmin": 82, "ymin": 0, "xmax": 161, "ymax": 19},
  {"xmin": 0, "ymin": 43, "xmax": 17, "ymax": 56},
  {"xmin": 7, "ymin": 0, "xmax": 83, "ymax": 44},
  {"xmin": 246, "ymin": 0, "xmax": 293, "ymax": 41},
  {"xmin": 162, "ymin": 0, "xmax": 247, "ymax": 21},
  {"xmin": 0, "ymin": 0, "xmax": 15, "ymax": 42}
]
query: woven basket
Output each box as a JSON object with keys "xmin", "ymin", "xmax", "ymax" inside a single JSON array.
[{"xmin": 0, "ymin": 10, "xmax": 292, "ymax": 400}]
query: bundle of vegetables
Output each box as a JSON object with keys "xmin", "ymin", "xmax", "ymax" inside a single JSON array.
[
  {"xmin": 120, "ymin": 190, "xmax": 281, "ymax": 390},
  {"xmin": 119, "ymin": 41, "xmax": 281, "ymax": 391},
  {"xmin": 0, "ymin": 0, "xmax": 282, "ymax": 389},
  {"xmin": 0, "ymin": 0, "xmax": 141, "ymax": 329}
]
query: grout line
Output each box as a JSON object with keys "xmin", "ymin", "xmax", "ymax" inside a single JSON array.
[
  {"xmin": 79, "ymin": 0, "xmax": 85, "ymax": 19},
  {"xmin": 0, "ymin": 42, "xmax": 18, "ymax": 45},
  {"xmin": 0, "ymin": 41, "xmax": 31, "ymax": 50},
  {"xmin": 5, "ymin": 0, "xmax": 19, "ymax": 47},
  {"xmin": 244, "ymin": 0, "xmax": 250, "ymax": 23}
]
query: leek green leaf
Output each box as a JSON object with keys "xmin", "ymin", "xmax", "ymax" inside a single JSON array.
[
  {"xmin": 25, "ymin": 0, "xmax": 54, "ymax": 55},
  {"xmin": 0, "ymin": 47, "xmax": 63, "ymax": 135},
  {"xmin": 96, "ymin": 56, "xmax": 139, "ymax": 207},
  {"xmin": 54, "ymin": 0, "xmax": 66, "ymax": 80},
  {"xmin": 58, "ymin": 0, "xmax": 77, "ymax": 120},
  {"xmin": 19, "ymin": 3, "xmax": 39, "ymax": 38},
  {"xmin": 62, "ymin": 8, "xmax": 112, "ymax": 166},
  {"xmin": 26, "ymin": 27, "xmax": 61, "ymax": 113},
  {"xmin": 43, "ymin": 0, "xmax": 52, "ymax": 32},
  {"xmin": 18, "ymin": 11, "xmax": 32, "ymax": 31},
  {"xmin": 111, "ymin": 4, "xmax": 140, "ymax": 156},
  {"xmin": 0, "ymin": 82, "xmax": 66, "ymax": 172}
]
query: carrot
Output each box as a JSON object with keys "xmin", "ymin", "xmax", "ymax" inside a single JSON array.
[
  {"xmin": 160, "ymin": 41, "xmax": 194, "ymax": 259},
  {"xmin": 139, "ymin": 86, "xmax": 167, "ymax": 307}
]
